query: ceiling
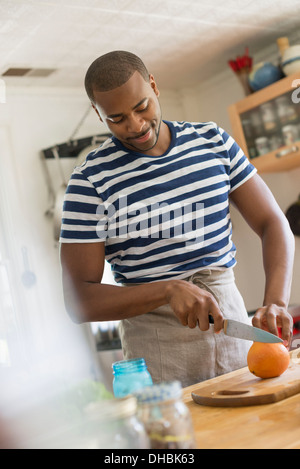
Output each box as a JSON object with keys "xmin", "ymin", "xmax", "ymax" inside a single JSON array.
[{"xmin": 1, "ymin": 0, "xmax": 300, "ymax": 91}]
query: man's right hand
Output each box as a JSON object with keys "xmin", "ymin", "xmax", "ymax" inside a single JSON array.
[{"xmin": 164, "ymin": 279, "xmax": 224, "ymax": 333}]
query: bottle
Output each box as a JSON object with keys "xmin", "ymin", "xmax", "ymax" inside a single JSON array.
[
  {"xmin": 112, "ymin": 358, "xmax": 153, "ymax": 398},
  {"xmin": 255, "ymin": 136, "xmax": 271, "ymax": 156},
  {"xmin": 277, "ymin": 37, "xmax": 290, "ymax": 61},
  {"xmin": 260, "ymin": 102, "xmax": 277, "ymax": 131},
  {"xmin": 84, "ymin": 396, "xmax": 150, "ymax": 449},
  {"xmin": 134, "ymin": 381, "xmax": 197, "ymax": 449},
  {"xmin": 277, "ymin": 37, "xmax": 290, "ymax": 74}
]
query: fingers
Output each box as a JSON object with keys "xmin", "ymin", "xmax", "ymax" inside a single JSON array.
[
  {"xmin": 187, "ymin": 314, "xmax": 198, "ymax": 329},
  {"xmin": 184, "ymin": 291, "xmax": 224, "ymax": 332},
  {"xmin": 166, "ymin": 280, "xmax": 224, "ymax": 333},
  {"xmin": 187, "ymin": 291, "xmax": 223, "ymax": 332},
  {"xmin": 209, "ymin": 304, "xmax": 224, "ymax": 333},
  {"xmin": 252, "ymin": 305, "xmax": 293, "ymax": 348},
  {"xmin": 281, "ymin": 314, "xmax": 294, "ymax": 348},
  {"xmin": 253, "ymin": 307, "xmax": 278, "ymax": 336}
]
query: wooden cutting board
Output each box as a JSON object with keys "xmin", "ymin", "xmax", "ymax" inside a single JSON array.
[{"xmin": 192, "ymin": 360, "xmax": 300, "ymax": 407}]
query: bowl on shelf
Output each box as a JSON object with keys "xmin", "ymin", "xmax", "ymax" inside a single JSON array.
[
  {"xmin": 248, "ymin": 62, "xmax": 283, "ymax": 91},
  {"xmin": 282, "ymin": 45, "xmax": 300, "ymax": 76}
]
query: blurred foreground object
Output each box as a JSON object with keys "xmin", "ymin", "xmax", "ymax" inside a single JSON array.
[{"xmin": 0, "ymin": 377, "xmax": 114, "ymax": 449}]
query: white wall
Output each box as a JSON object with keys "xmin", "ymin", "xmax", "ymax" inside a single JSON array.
[{"xmin": 177, "ymin": 67, "xmax": 300, "ymax": 311}]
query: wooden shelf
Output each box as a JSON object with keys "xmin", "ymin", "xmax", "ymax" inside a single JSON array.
[{"xmin": 228, "ymin": 71, "xmax": 300, "ymax": 173}]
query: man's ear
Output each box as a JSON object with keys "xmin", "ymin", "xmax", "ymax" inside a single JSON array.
[
  {"xmin": 149, "ymin": 74, "xmax": 160, "ymax": 98},
  {"xmin": 92, "ymin": 103, "xmax": 103, "ymax": 122}
]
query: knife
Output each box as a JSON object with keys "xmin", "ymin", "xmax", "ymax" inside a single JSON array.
[{"xmin": 209, "ymin": 316, "xmax": 283, "ymax": 344}]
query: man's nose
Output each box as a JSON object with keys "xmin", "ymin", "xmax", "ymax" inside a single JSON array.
[{"xmin": 127, "ymin": 114, "xmax": 145, "ymax": 133}]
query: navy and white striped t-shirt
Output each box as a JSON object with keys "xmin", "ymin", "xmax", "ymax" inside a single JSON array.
[{"xmin": 60, "ymin": 120, "xmax": 256, "ymax": 284}]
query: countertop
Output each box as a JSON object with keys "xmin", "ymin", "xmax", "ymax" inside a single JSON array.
[{"xmin": 182, "ymin": 356, "xmax": 300, "ymax": 449}]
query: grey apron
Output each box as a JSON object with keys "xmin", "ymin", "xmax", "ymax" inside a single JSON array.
[{"xmin": 118, "ymin": 269, "xmax": 251, "ymax": 387}]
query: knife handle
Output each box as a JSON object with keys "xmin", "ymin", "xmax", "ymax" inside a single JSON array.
[{"xmin": 209, "ymin": 315, "xmax": 227, "ymax": 334}]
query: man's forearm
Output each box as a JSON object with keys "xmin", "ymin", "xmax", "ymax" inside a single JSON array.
[
  {"xmin": 63, "ymin": 275, "xmax": 225, "ymax": 333},
  {"xmin": 63, "ymin": 280, "xmax": 170, "ymax": 324},
  {"xmin": 261, "ymin": 214, "xmax": 295, "ymax": 308}
]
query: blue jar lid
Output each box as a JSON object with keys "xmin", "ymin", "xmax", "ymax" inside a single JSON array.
[
  {"xmin": 112, "ymin": 357, "xmax": 147, "ymax": 375},
  {"xmin": 134, "ymin": 381, "xmax": 182, "ymax": 404}
]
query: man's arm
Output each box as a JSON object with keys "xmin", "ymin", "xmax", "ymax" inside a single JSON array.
[
  {"xmin": 230, "ymin": 173, "xmax": 295, "ymax": 347},
  {"xmin": 59, "ymin": 242, "xmax": 224, "ymax": 331}
]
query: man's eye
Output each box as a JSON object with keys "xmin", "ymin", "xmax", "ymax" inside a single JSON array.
[
  {"xmin": 137, "ymin": 105, "xmax": 148, "ymax": 113},
  {"xmin": 112, "ymin": 117, "xmax": 124, "ymax": 124}
]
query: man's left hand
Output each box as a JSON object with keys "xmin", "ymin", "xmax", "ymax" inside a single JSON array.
[{"xmin": 252, "ymin": 304, "xmax": 293, "ymax": 348}]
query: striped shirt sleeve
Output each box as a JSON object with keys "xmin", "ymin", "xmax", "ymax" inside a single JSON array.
[
  {"xmin": 218, "ymin": 126, "xmax": 257, "ymax": 193},
  {"xmin": 60, "ymin": 169, "xmax": 105, "ymax": 243}
]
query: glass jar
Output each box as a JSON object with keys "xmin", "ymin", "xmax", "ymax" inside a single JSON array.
[
  {"xmin": 84, "ymin": 396, "xmax": 150, "ymax": 449},
  {"xmin": 269, "ymin": 134, "xmax": 284, "ymax": 151},
  {"xmin": 260, "ymin": 102, "xmax": 277, "ymax": 131},
  {"xmin": 250, "ymin": 109, "xmax": 264, "ymax": 137},
  {"xmin": 134, "ymin": 381, "xmax": 196, "ymax": 449},
  {"xmin": 112, "ymin": 358, "xmax": 153, "ymax": 398},
  {"xmin": 275, "ymin": 95, "xmax": 298, "ymax": 124},
  {"xmin": 255, "ymin": 136, "xmax": 270, "ymax": 156},
  {"xmin": 241, "ymin": 118, "xmax": 253, "ymax": 139},
  {"xmin": 282, "ymin": 124, "xmax": 299, "ymax": 146}
]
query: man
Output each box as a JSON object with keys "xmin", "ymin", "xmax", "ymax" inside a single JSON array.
[{"xmin": 60, "ymin": 51, "xmax": 294, "ymax": 387}]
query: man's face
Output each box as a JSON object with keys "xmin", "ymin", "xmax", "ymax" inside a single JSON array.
[{"xmin": 92, "ymin": 71, "xmax": 162, "ymax": 154}]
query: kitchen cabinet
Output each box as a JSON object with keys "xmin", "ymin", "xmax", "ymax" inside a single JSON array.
[{"xmin": 228, "ymin": 71, "xmax": 300, "ymax": 173}]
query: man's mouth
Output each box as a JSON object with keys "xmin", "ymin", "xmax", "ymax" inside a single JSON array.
[{"xmin": 130, "ymin": 129, "xmax": 152, "ymax": 143}]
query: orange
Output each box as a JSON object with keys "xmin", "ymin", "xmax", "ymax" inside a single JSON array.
[{"xmin": 247, "ymin": 342, "xmax": 290, "ymax": 379}]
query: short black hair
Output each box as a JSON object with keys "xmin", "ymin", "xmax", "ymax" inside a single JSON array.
[{"xmin": 84, "ymin": 50, "xmax": 150, "ymax": 103}]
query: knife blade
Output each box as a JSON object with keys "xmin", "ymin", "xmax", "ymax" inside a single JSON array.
[{"xmin": 209, "ymin": 316, "xmax": 283, "ymax": 343}]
